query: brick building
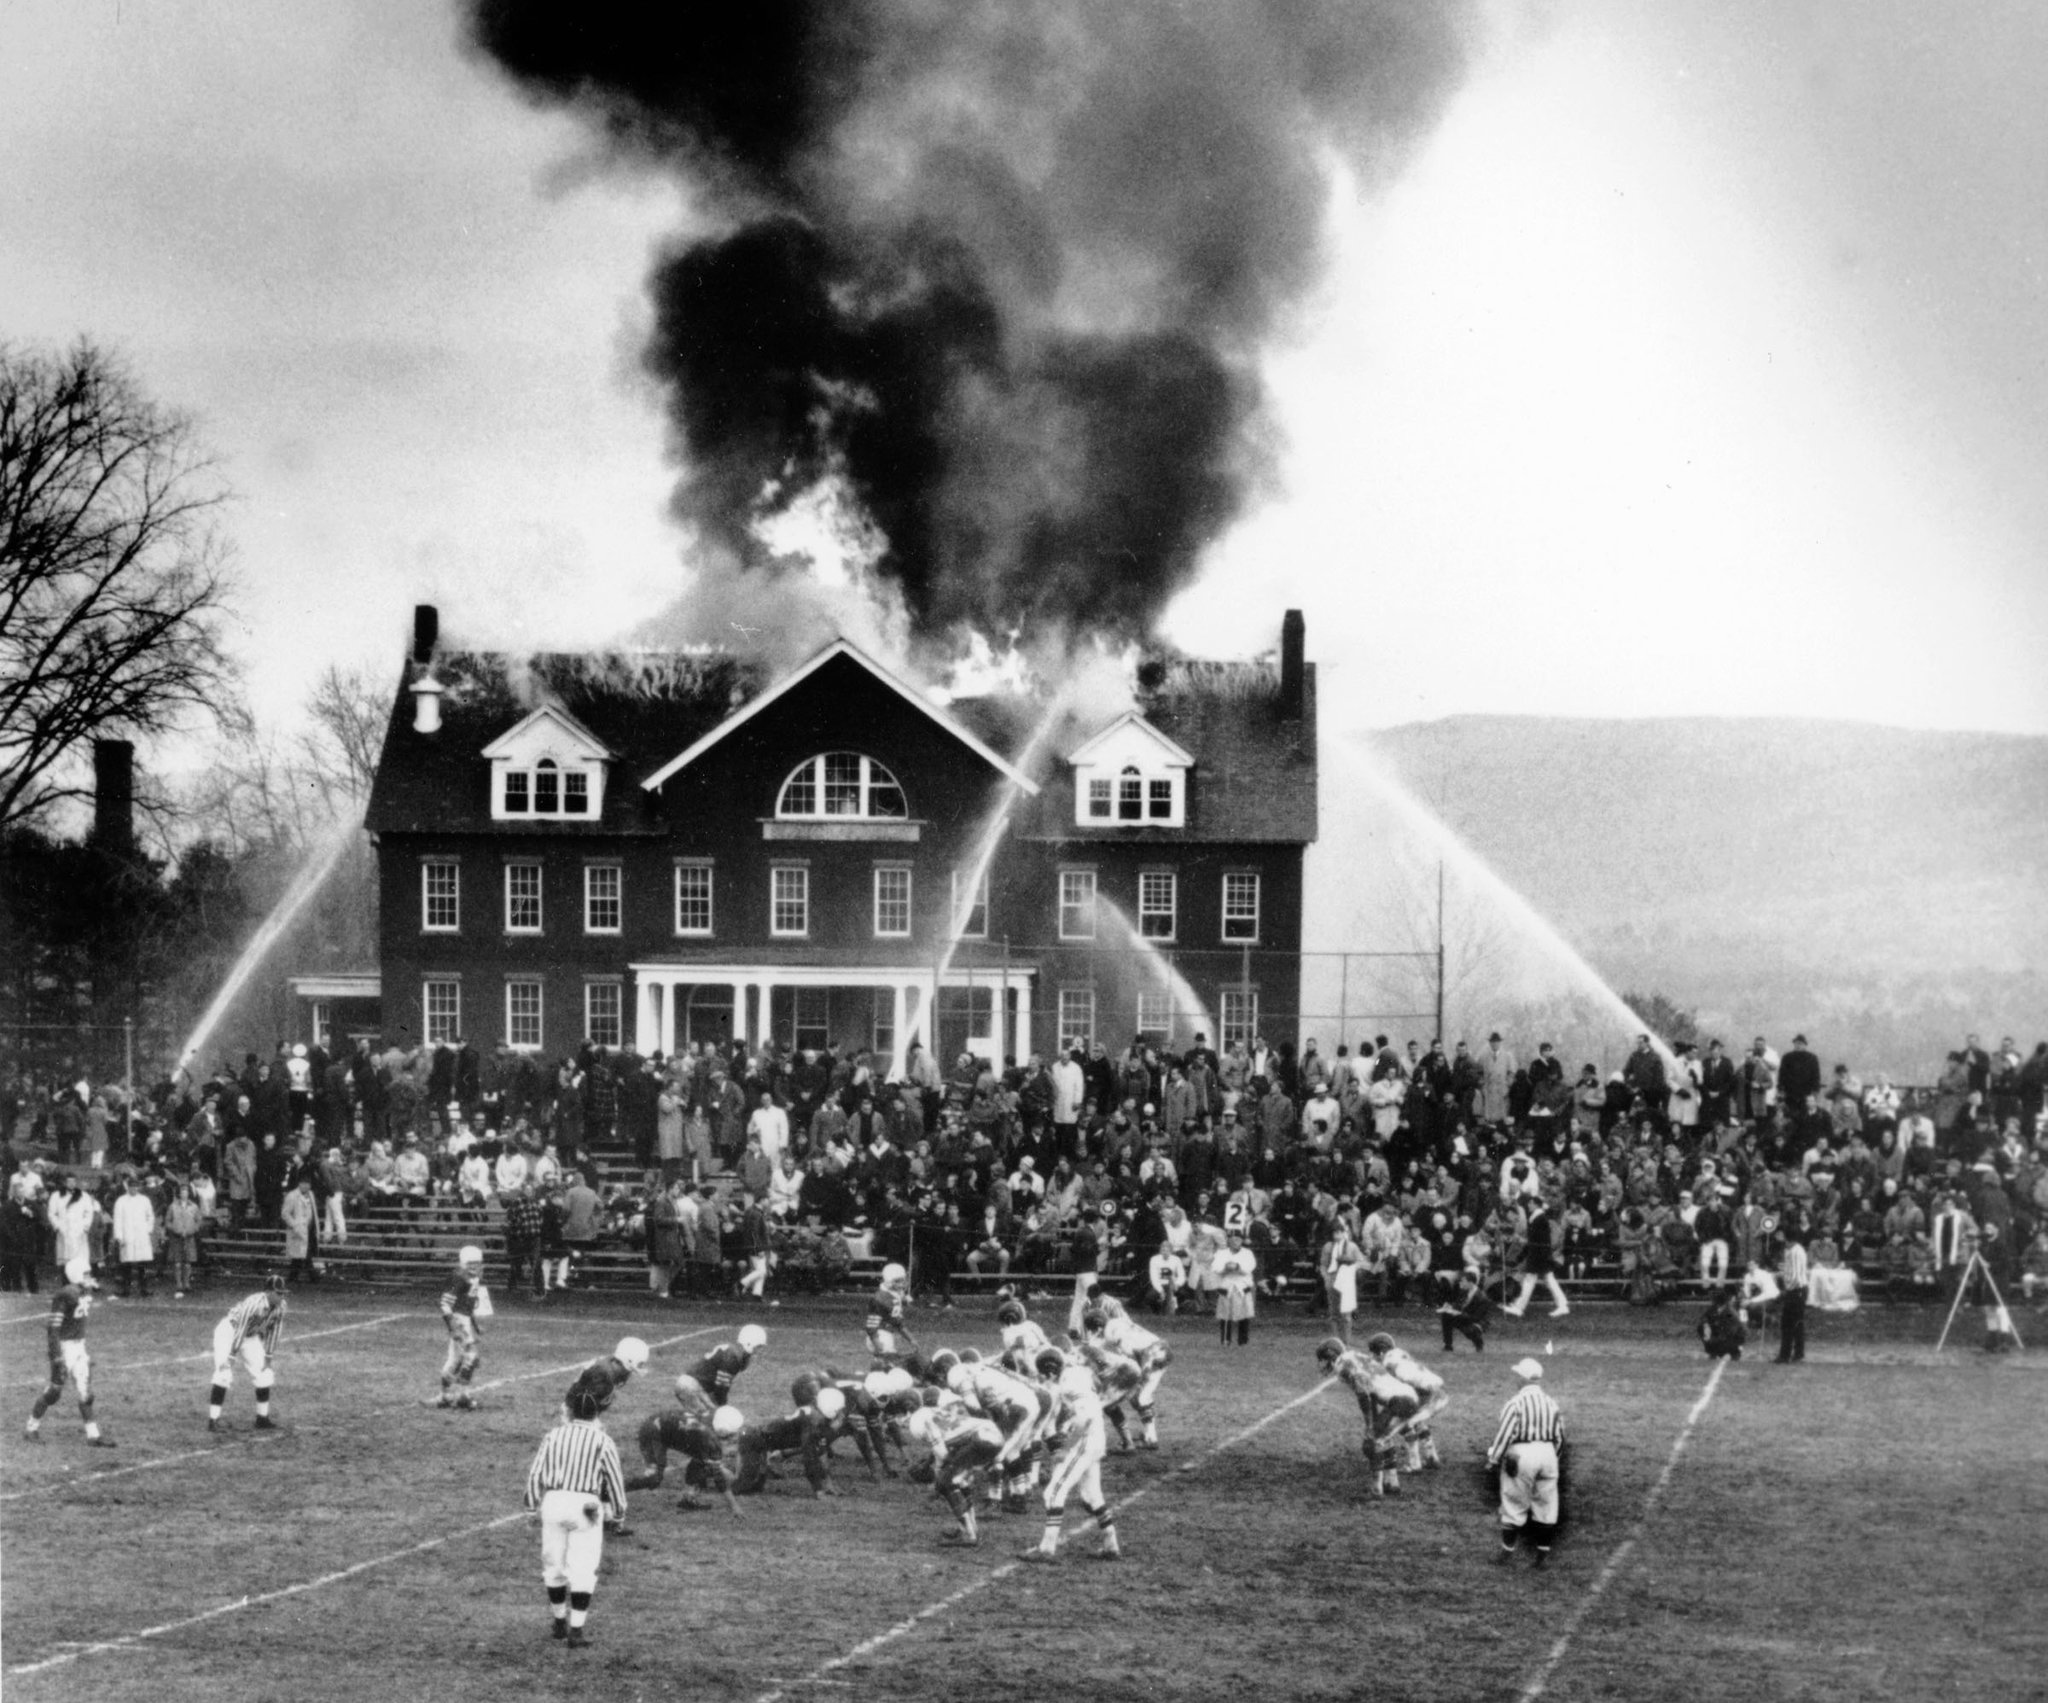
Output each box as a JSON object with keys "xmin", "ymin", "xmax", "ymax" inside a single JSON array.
[{"xmin": 361, "ymin": 606, "xmax": 1316, "ymax": 1071}]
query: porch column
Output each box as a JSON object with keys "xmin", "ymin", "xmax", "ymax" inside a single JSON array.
[
  {"xmin": 889, "ymin": 982, "xmax": 909, "ymax": 1081},
  {"xmin": 731, "ymin": 981, "xmax": 751, "ymax": 1047},
  {"xmin": 635, "ymin": 979, "xmax": 659, "ymax": 1055},
  {"xmin": 659, "ymin": 978, "xmax": 678, "ymax": 1059},
  {"xmin": 1014, "ymin": 979, "xmax": 1033, "ymax": 1064},
  {"xmin": 989, "ymin": 967, "xmax": 1006, "ymax": 1070},
  {"xmin": 758, "ymin": 980, "xmax": 777, "ymax": 1051}
]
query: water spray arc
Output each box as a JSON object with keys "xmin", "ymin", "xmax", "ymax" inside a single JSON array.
[
  {"xmin": 173, "ymin": 819, "xmax": 358, "ymax": 1080},
  {"xmin": 1322, "ymin": 743, "xmax": 1676, "ymax": 1066}
]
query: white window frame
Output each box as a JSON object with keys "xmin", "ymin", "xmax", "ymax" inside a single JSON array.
[
  {"xmin": 771, "ymin": 865, "xmax": 810, "ymax": 937},
  {"xmin": 775, "ymin": 752, "xmax": 909, "ymax": 821},
  {"xmin": 584, "ymin": 982, "xmax": 622, "ymax": 1048},
  {"xmin": 423, "ymin": 977, "xmax": 461, "ymax": 1045},
  {"xmin": 1222, "ymin": 871, "xmax": 1261, "ymax": 943},
  {"xmin": 422, "ymin": 860, "xmax": 460, "ymax": 934},
  {"xmin": 1220, "ymin": 988, "xmax": 1259, "ymax": 1050},
  {"xmin": 1058, "ymin": 868, "xmax": 1097, "ymax": 941},
  {"xmin": 504, "ymin": 861, "xmax": 542, "ymax": 935},
  {"xmin": 1136, "ymin": 989, "xmax": 1174, "ymax": 1041},
  {"xmin": 949, "ymin": 868, "xmax": 989, "ymax": 939},
  {"xmin": 1138, "ymin": 870, "xmax": 1177, "ymax": 941},
  {"xmin": 674, "ymin": 861, "xmax": 713, "ymax": 937},
  {"xmin": 584, "ymin": 863, "xmax": 622, "ymax": 936},
  {"xmin": 873, "ymin": 865, "xmax": 912, "ymax": 939},
  {"xmin": 309, "ymin": 1001, "xmax": 331, "ymax": 1050},
  {"xmin": 505, "ymin": 978, "xmax": 543, "ymax": 1051},
  {"xmin": 794, "ymin": 986, "xmax": 831, "ymax": 1051},
  {"xmin": 1057, "ymin": 988, "xmax": 1096, "ymax": 1054},
  {"xmin": 493, "ymin": 758, "xmax": 602, "ymax": 820}
]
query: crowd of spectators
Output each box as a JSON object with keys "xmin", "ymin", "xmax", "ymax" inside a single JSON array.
[{"xmin": 3, "ymin": 1029, "xmax": 2045, "ymax": 1336}]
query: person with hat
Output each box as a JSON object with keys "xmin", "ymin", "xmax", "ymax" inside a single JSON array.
[
  {"xmin": 524, "ymin": 1382, "xmax": 627, "ymax": 1647},
  {"xmin": 1488, "ymin": 1358, "xmax": 1565, "ymax": 1565}
]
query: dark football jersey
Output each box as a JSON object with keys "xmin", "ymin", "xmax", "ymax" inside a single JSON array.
[{"xmin": 688, "ymin": 1344, "xmax": 750, "ymax": 1404}]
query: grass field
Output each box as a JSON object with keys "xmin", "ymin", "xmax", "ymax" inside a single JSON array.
[{"xmin": 1, "ymin": 1284, "xmax": 2042, "ymax": 1703}]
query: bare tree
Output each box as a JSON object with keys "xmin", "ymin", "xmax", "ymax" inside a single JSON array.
[
  {"xmin": 301, "ymin": 664, "xmax": 387, "ymax": 801},
  {"xmin": 0, "ymin": 340, "xmax": 243, "ymax": 832}
]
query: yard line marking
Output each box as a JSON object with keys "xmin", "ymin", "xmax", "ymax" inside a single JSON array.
[
  {"xmin": 0, "ymin": 1435, "xmax": 286, "ymax": 1504},
  {"xmin": 2, "ymin": 1311, "xmax": 55, "ymax": 1326},
  {"xmin": 749, "ymin": 1378, "xmax": 1336, "ymax": 1703},
  {"xmin": 3, "ymin": 1312, "xmax": 414, "ymax": 1386},
  {"xmin": 1513, "ymin": 1358, "xmax": 1728, "ymax": 1703},
  {"xmin": 5, "ymin": 1511, "xmax": 530, "ymax": 1676}
]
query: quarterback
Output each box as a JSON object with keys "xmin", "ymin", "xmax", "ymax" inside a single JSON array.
[{"xmin": 437, "ymin": 1245, "xmax": 487, "ymax": 1409}]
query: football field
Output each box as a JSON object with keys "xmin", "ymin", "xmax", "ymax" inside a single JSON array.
[{"xmin": 1, "ymin": 1286, "xmax": 2041, "ymax": 1703}]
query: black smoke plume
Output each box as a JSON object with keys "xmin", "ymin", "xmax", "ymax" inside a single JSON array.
[{"xmin": 467, "ymin": 1, "xmax": 1470, "ymax": 646}]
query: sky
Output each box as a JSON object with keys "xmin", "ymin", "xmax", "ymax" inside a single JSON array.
[{"xmin": 5, "ymin": 0, "xmax": 2046, "ymax": 750}]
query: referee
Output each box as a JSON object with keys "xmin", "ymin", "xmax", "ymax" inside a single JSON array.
[
  {"xmin": 525, "ymin": 1387, "xmax": 628, "ymax": 1648},
  {"xmin": 1487, "ymin": 1358, "xmax": 1566, "ymax": 1566}
]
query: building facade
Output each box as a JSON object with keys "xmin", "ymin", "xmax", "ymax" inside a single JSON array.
[{"xmin": 363, "ymin": 607, "xmax": 1317, "ymax": 1071}]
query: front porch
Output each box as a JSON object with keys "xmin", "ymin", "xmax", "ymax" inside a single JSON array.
[{"xmin": 628, "ymin": 960, "xmax": 1036, "ymax": 1077}]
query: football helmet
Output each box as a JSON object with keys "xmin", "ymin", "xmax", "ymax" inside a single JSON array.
[
  {"xmin": 1365, "ymin": 1332, "xmax": 1396, "ymax": 1356},
  {"xmin": 814, "ymin": 1385, "xmax": 847, "ymax": 1420},
  {"xmin": 737, "ymin": 1324, "xmax": 767, "ymax": 1353},
  {"xmin": 790, "ymin": 1371, "xmax": 823, "ymax": 1409},
  {"xmin": 880, "ymin": 1262, "xmax": 908, "ymax": 1286},
  {"xmin": 1080, "ymin": 1307, "xmax": 1109, "ymax": 1334},
  {"xmin": 928, "ymin": 1349, "xmax": 960, "ymax": 1381},
  {"xmin": 459, "ymin": 1244, "xmax": 484, "ymax": 1268},
  {"xmin": 959, "ymin": 1347, "xmax": 982, "ymax": 1364},
  {"xmin": 995, "ymin": 1299, "xmax": 1027, "ymax": 1328},
  {"xmin": 1033, "ymin": 1345, "xmax": 1066, "ymax": 1379},
  {"xmin": 615, "ymin": 1337, "xmax": 650, "ymax": 1375},
  {"xmin": 62, "ymin": 1257, "xmax": 95, "ymax": 1289},
  {"xmin": 712, "ymin": 1405, "xmax": 745, "ymax": 1439},
  {"xmin": 1315, "ymin": 1336, "xmax": 1347, "ymax": 1368}
]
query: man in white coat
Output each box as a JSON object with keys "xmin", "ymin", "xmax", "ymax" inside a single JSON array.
[
  {"xmin": 111, "ymin": 1176, "xmax": 157, "ymax": 1298},
  {"xmin": 1051, "ymin": 1049, "xmax": 1086, "ymax": 1156}
]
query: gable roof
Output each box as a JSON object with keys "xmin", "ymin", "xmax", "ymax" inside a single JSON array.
[
  {"xmin": 640, "ymin": 638, "xmax": 1040, "ymax": 796},
  {"xmin": 1066, "ymin": 711, "xmax": 1196, "ymax": 769},
  {"xmin": 478, "ymin": 702, "xmax": 616, "ymax": 762}
]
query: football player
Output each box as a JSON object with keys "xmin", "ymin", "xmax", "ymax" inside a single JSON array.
[
  {"xmin": 1436, "ymin": 1266, "xmax": 1490, "ymax": 1353},
  {"xmin": 1080, "ymin": 1301, "xmax": 1170, "ymax": 1449},
  {"xmin": 1365, "ymin": 1332, "xmax": 1447, "ymax": 1472},
  {"xmin": 25, "ymin": 1258, "xmax": 114, "ymax": 1447},
  {"xmin": 208, "ymin": 1275, "xmax": 287, "ymax": 1432},
  {"xmin": 437, "ymin": 1245, "xmax": 486, "ymax": 1409},
  {"xmin": 1020, "ymin": 1344, "xmax": 1119, "ymax": 1563},
  {"xmin": 996, "ymin": 1297, "xmax": 1052, "ymax": 1375},
  {"xmin": 866, "ymin": 1262, "xmax": 918, "ymax": 1365},
  {"xmin": 733, "ymin": 1385, "xmax": 844, "ymax": 1497},
  {"xmin": 1317, "ymin": 1337, "xmax": 1419, "ymax": 1497},
  {"xmin": 562, "ymin": 1336, "xmax": 652, "ymax": 1424},
  {"xmin": 1077, "ymin": 1336, "xmax": 1144, "ymax": 1452},
  {"xmin": 904, "ymin": 1400, "xmax": 1005, "ymax": 1546},
  {"xmin": 626, "ymin": 1382, "xmax": 744, "ymax": 1515},
  {"xmin": 688, "ymin": 1323, "xmax": 766, "ymax": 1407},
  {"xmin": 945, "ymin": 1357, "xmax": 1046, "ymax": 1511}
]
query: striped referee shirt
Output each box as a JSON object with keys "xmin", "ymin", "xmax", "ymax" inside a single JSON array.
[
  {"xmin": 223, "ymin": 1292, "xmax": 286, "ymax": 1358},
  {"xmin": 1487, "ymin": 1387, "xmax": 1565, "ymax": 1466},
  {"xmin": 525, "ymin": 1419, "xmax": 627, "ymax": 1519}
]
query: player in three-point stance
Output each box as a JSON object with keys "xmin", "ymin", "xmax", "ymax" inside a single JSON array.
[
  {"xmin": 947, "ymin": 1354, "xmax": 1051, "ymax": 1512},
  {"xmin": 208, "ymin": 1275, "xmax": 287, "ymax": 1432},
  {"xmin": 25, "ymin": 1259, "xmax": 115, "ymax": 1448},
  {"xmin": 525, "ymin": 1384, "xmax": 628, "ymax": 1649},
  {"xmin": 1317, "ymin": 1336, "xmax": 1420, "ymax": 1497},
  {"xmin": 1487, "ymin": 1357, "xmax": 1567, "ymax": 1566},
  {"xmin": 562, "ymin": 1335, "xmax": 652, "ymax": 1423},
  {"xmin": 1365, "ymin": 1331, "xmax": 1448, "ymax": 1473},
  {"xmin": 625, "ymin": 1374, "xmax": 744, "ymax": 1514},
  {"xmin": 1079, "ymin": 1293, "xmax": 1171, "ymax": 1449},
  {"xmin": 904, "ymin": 1399, "xmax": 1005, "ymax": 1547},
  {"xmin": 1019, "ymin": 1344, "xmax": 1119, "ymax": 1564},
  {"xmin": 437, "ymin": 1244, "xmax": 486, "ymax": 1409}
]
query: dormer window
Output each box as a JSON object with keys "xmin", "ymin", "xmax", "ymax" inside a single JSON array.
[
  {"xmin": 1068, "ymin": 714, "xmax": 1192, "ymax": 830},
  {"xmin": 484, "ymin": 705, "xmax": 613, "ymax": 822},
  {"xmin": 777, "ymin": 753, "xmax": 907, "ymax": 820}
]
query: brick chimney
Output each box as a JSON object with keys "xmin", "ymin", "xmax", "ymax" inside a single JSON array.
[
  {"xmin": 410, "ymin": 604, "xmax": 444, "ymax": 733},
  {"xmin": 1279, "ymin": 609, "xmax": 1305, "ymax": 721},
  {"xmin": 412, "ymin": 603, "xmax": 439, "ymax": 665},
  {"xmin": 91, "ymin": 738, "xmax": 135, "ymax": 854}
]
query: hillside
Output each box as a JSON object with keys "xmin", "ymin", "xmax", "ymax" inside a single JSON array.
[{"xmin": 1353, "ymin": 716, "xmax": 2048, "ymax": 1078}]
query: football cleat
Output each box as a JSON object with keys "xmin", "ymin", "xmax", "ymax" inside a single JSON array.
[
  {"xmin": 23, "ymin": 1427, "xmax": 40, "ymax": 1444},
  {"xmin": 1018, "ymin": 1550, "xmax": 1057, "ymax": 1565},
  {"xmin": 552, "ymin": 1620, "xmax": 568, "ymax": 1641},
  {"xmin": 88, "ymin": 1435, "xmax": 117, "ymax": 1449},
  {"xmin": 567, "ymin": 1626, "xmax": 590, "ymax": 1649},
  {"xmin": 254, "ymin": 1416, "xmax": 277, "ymax": 1430}
]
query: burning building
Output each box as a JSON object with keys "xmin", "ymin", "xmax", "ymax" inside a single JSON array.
[{"xmin": 362, "ymin": 604, "xmax": 1315, "ymax": 1070}]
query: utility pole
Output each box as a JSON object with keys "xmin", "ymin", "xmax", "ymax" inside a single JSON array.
[
  {"xmin": 1434, "ymin": 861, "xmax": 1446, "ymax": 1043},
  {"xmin": 123, "ymin": 1016, "xmax": 134, "ymax": 1113}
]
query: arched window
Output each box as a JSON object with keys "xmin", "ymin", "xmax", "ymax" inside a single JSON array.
[
  {"xmin": 1118, "ymin": 765, "xmax": 1143, "ymax": 820},
  {"xmin": 777, "ymin": 753, "xmax": 908, "ymax": 820},
  {"xmin": 533, "ymin": 758, "xmax": 559, "ymax": 814}
]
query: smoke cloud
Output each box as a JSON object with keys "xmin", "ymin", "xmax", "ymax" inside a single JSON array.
[{"xmin": 466, "ymin": 1, "xmax": 1471, "ymax": 649}]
